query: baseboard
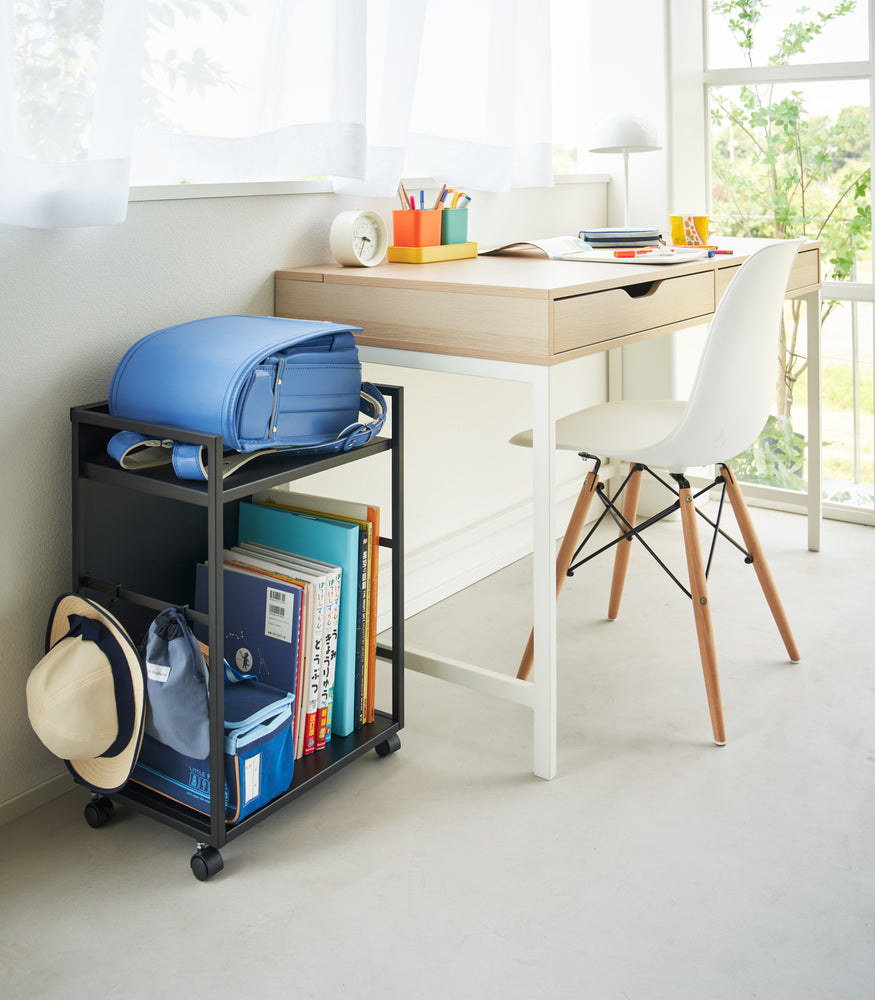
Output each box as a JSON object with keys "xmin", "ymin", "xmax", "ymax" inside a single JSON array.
[
  {"xmin": 0, "ymin": 772, "xmax": 73, "ymax": 828},
  {"xmin": 377, "ymin": 478, "xmax": 584, "ymax": 629}
]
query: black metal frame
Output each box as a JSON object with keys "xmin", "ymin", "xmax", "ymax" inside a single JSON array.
[
  {"xmin": 70, "ymin": 384, "xmax": 405, "ymax": 852},
  {"xmin": 567, "ymin": 457, "xmax": 752, "ymax": 602}
]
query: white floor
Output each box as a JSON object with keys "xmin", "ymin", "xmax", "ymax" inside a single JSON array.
[{"xmin": 2, "ymin": 505, "xmax": 873, "ymax": 1000}]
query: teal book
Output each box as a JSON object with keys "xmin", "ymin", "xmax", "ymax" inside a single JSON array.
[{"xmin": 238, "ymin": 501, "xmax": 360, "ymax": 738}]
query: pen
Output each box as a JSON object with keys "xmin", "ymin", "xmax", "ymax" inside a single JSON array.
[
  {"xmin": 419, "ymin": 190, "xmax": 424, "ymax": 210},
  {"xmin": 670, "ymin": 245, "xmax": 733, "ymax": 254},
  {"xmin": 614, "ymin": 248, "xmax": 656, "ymax": 258},
  {"xmin": 409, "ymin": 195, "xmax": 415, "ymax": 210}
]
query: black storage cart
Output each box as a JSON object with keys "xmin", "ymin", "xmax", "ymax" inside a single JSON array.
[{"xmin": 70, "ymin": 384, "xmax": 404, "ymax": 879}]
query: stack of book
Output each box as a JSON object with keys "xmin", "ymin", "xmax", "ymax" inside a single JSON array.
[{"xmin": 194, "ymin": 490, "xmax": 381, "ymax": 761}]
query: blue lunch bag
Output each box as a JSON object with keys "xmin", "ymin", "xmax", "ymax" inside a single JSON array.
[{"xmin": 131, "ymin": 677, "xmax": 296, "ymax": 824}]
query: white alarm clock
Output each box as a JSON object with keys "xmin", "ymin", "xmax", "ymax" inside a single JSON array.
[{"xmin": 329, "ymin": 209, "xmax": 389, "ymax": 267}]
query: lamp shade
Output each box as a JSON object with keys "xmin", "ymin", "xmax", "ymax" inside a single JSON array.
[{"xmin": 589, "ymin": 115, "xmax": 661, "ymax": 154}]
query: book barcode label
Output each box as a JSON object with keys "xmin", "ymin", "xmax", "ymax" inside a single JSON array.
[{"xmin": 264, "ymin": 587, "xmax": 293, "ymax": 643}]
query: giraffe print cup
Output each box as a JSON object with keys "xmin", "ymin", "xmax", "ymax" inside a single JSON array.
[{"xmin": 670, "ymin": 215, "xmax": 710, "ymax": 247}]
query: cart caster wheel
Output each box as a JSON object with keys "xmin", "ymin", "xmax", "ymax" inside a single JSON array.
[
  {"xmin": 191, "ymin": 845, "xmax": 224, "ymax": 881},
  {"xmin": 84, "ymin": 796, "xmax": 114, "ymax": 828},
  {"xmin": 375, "ymin": 733, "xmax": 401, "ymax": 758}
]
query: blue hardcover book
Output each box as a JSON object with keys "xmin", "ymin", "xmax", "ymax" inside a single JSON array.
[
  {"xmin": 194, "ymin": 562, "xmax": 302, "ymax": 697},
  {"xmin": 238, "ymin": 502, "xmax": 361, "ymax": 738}
]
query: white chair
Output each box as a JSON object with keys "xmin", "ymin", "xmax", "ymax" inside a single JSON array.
[{"xmin": 510, "ymin": 238, "xmax": 806, "ymax": 745}]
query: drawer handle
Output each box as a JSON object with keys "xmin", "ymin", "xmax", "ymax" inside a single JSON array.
[{"xmin": 623, "ymin": 280, "xmax": 662, "ymax": 299}]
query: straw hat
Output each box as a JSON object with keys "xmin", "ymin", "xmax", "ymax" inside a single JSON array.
[{"xmin": 26, "ymin": 593, "xmax": 146, "ymax": 793}]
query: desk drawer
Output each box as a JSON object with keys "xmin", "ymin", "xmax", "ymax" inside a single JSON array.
[
  {"xmin": 553, "ymin": 271, "xmax": 714, "ymax": 354},
  {"xmin": 715, "ymin": 245, "xmax": 821, "ymax": 301}
]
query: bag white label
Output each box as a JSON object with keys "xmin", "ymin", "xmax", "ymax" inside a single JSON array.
[
  {"xmin": 146, "ymin": 660, "xmax": 171, "ymax": 683},
  {"xmin": 265, "ymin": 587, "xmax": 293, "ymax": 643},
  {"xmin": 244, "ymin": 753, "xmax": 261, "ymax": 804}
]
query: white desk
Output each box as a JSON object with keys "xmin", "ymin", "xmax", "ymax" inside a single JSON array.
[{"xmin": 276, "ymin": 238, "xmax": 822, "ymax": 778}]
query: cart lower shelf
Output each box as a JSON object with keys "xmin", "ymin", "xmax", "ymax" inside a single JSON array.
[{"xmin": 84, "ymin": 714, "xmax": 401, "ymax": 879}]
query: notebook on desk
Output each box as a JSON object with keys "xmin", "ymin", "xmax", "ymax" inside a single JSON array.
[{"xmin": 479, "ymin": 236, "xmax": 592, "ymax": 260}]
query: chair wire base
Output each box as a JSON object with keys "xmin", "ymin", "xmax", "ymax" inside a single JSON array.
[{"xmin": 567, "ymin": 461, "xmax": 751, "ymax": 602}]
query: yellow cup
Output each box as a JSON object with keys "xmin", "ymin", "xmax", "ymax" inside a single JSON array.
[{"xmin": 670, "ymin": 215, "xmax": 710, "ymax": 246}]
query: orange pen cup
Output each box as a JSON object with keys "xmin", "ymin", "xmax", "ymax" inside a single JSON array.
[{"xmin": 392, "ymin": 209, "xmax": 442, "ymax": 247}]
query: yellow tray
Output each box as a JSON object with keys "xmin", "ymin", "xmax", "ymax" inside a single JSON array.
[{"xmin": 387, "ymin": 242, "xmax": 478, "ymax": 264}]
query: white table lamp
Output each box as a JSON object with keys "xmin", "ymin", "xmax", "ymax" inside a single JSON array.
[{"xmin": 589, "ymin": 115, "xmax": 661, "ymax": 227}]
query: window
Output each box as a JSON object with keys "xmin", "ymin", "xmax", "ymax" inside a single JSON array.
[
  {"xmin": 705, "ymin": 0, "xmax": 875, "ymax": 521},
  {"xmin": 550, "ymin": 0, "xmax": 593, "ymax": 173}
]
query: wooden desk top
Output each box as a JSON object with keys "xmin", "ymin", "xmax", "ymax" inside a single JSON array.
[{"xmin": 275, "ymin": 238, "xmax": 821, "ymax": 366}]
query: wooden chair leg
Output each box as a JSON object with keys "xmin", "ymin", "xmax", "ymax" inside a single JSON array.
[
  {"xmin": 678, "ymin": 485, "xmax": 727, "ymax": 746},
  {"xmin": 720, "ymin": 465, "xmax": 800, "ymax": 662},
  {"xmin": 517, "ymin": 469, "xmax": 600, "ymax": 681},
  {"xmin": 607, "ymin": 465, "xmax": 643, "ymax": 620}
]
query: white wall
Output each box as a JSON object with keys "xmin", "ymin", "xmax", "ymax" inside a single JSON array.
[
  {"xmin": 0, "ymin": 178, "xmax": 608, "ymax": 821},
  {"xmin": 2, "ymin": 0, "xmax": 679, "ymax": 823}
]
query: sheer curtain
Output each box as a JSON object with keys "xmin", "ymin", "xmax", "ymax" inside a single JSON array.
[
  {"xmin": 130, "ymin": 0, "xmax": 370, "ymax": 187},
  {"xmin": 1, "ymin": 0, "xmax": 554, "ymax": 229},
  {"xmin": 0, "ymin": 0, "xmax": 148, "ymax": 228},
  {"xmin": 348, "ymin": 0, "xmax": 554, "ymax": 195}
]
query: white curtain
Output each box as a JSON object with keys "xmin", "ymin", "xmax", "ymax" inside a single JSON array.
[
  {"xmin": 406, "ymin": 0, "xmax": 554, "ymax": 192},
  {"xmin": 347, "ymin": 0, "xmax": 554, "ymax": 195},
  {"xmin": 0, "ymin": 0, "xmax": 148, "ymax": 228},
  {"xmin": 1, "ymin": 0, "xmax": 554, "ymax": 229},
  {"xmin": 130, "ymin": 0, "xmax": 370, "ymax": 187}
]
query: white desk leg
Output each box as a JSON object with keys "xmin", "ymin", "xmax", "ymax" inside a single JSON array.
[
  {"xmin": 531, "ymin": 367, "xmax": 558, "ymax": 779},
  {"xmin": 805, "ymin": 289, "xmax": 822, "ymax": 552}
]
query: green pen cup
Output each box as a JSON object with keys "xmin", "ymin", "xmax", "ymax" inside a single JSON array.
[{"xmin": 440, "ymin": 208, "xmax": 468, "ymax": 245}]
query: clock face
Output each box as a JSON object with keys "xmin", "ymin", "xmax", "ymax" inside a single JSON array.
[{"xmin": 352, "ymin": 216, "xmax": 381, "ymax": 262}]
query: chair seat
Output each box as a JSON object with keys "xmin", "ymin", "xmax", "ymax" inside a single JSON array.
[{"xmin": 510, "ymin": 398, "xmax": 687, "ymax": 459}]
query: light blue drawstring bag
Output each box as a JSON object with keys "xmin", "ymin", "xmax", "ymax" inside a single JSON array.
[{"xmin": 141, "ymin": 607, "xmax": 209, "ymax": 759}]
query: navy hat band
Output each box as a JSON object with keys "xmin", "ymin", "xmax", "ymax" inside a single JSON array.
[{"xmin": 66, "ymin": 614, "xmax": 135, "ymax": 759}]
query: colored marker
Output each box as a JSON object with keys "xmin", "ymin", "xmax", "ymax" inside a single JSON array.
[{"xmin": 614, "ymin": 248, "xmax": 656, "ymax": 258}]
